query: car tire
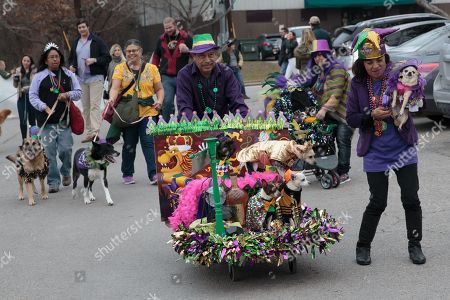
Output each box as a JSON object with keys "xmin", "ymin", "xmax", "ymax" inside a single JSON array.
[{"xmin": 274, "ymin": 54, "xmax": 279, "ymax": 61}]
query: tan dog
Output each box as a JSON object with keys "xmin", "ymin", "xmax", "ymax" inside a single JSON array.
[
  {"xmin": 0, "ymin": 109, "xmax": 12, "ymax": 136},
  {"xmin": 236, "ymin": 140, "xmax": 315, "ymax": 175},
  {"xmin": 6, "ymin": 137, "xmax": 49, "ymax": 205}
]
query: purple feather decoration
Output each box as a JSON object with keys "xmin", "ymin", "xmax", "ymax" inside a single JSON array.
[
  {"xmin": 263, "ymin": 96, "xmax": 272, "ymax": 117},
  {"xmin": 275, "ymin": 75, "xmax": 288, "ymax": 89}
]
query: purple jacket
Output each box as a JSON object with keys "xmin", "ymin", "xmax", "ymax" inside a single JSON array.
[
  {"xmin": 176, "ymin": 62, "xmax": 248, "ymax": 120},
  {"xmin": 346, "ymin": 76, "xmax": 418, "ymax": 157}
]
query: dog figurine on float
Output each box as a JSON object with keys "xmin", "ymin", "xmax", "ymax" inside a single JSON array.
[{"xmin": 236, "ymin": 140, "xmax": 315, "ymax": 175}]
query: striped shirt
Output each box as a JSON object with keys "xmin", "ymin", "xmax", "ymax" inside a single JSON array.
[{"xmin": 314, "ymin": 66, "xmax": 350, "ymax": 123}]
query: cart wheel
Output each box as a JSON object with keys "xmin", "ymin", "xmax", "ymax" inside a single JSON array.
[
  {"xmin": 228, "ymin": 265, "xmax": 237, "ymax": 282},
  {"xmin": 320, "ymin": 173, "xmax": 333, "ymax": 189},
  {"xmin": 330, "ymin": 170, "xmax": 340, "ymax": 188},
  {"xmin": 288, "ymin": 256, "xmax": 297, "ymax": 274}
]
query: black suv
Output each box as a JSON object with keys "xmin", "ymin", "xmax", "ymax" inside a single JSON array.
[
  {"xmin": 333, "ymin": 13, "xmax": 448, "ymax": 53},
  {"xmin": 256, "ymin": 33, "xmax": 281, "ymax": 61}
]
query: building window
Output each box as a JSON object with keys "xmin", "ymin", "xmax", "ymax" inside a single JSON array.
[{"xmin": 246, "ymin": 10, "xmax": 273, "ymax": 23}]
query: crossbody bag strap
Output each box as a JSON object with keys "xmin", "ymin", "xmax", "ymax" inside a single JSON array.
[{"xmin": 123, "ymin": 62, "xmax": 146, "ymax": 96}]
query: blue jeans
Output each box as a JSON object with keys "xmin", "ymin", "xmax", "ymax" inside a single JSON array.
[
  {"xmin": 335, "ymin": 121, "xmax": 353, "ymax": 175},
  {"xmin": 17, "ymin": 94, "xmax": 36, "ymax": 140},
  {"xmin": 231, "ymin": 67, "xmax": 246, "ymax": 96},
  {"xmin": 161, "ymin": 75, "xmax": 177, "ymax": 122},
  {"xmin": 121, "ymin": 117, "xmax": 156, "ymax": 180},
  {"xmin": 280, "ymin": 61, "xmax": 288, "ymax": 75},
  {"xmin": 40, "ymin": 123, "xmax": 73, "ymax": 187}
]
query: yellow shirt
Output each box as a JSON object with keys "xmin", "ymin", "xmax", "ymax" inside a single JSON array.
[{"xmin": 112, "ymin": 62, "xmax": 161, "ymax": 117}]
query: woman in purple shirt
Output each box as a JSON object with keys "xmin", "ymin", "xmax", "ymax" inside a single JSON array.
[{"xmin": 346, "ymin": 28, "xmax": 425, "ymax": 265}]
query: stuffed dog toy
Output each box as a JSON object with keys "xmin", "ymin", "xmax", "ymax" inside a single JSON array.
[
  {"xmin": 386, "ymin": 60, "xmax": 426, "ymax": 129},
  {"xmin": 236, "ymin": 140, "xmax": 315, "ymax": 175},
  {"xmin": 6, "ymin": 136, "xmax": 49, "ymax": 205},
  {"xmin": 276, "ymin": 169, "xmax": 309, "ymax": 228},
  {"xmin": 0, "ymin": 109, "xmax": 11, "ymax": 136}
]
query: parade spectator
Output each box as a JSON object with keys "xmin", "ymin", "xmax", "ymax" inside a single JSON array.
[
  {"xmin": 151, "ymin": 17, "xmax": 192, "ymax": 122},
  {"xmin": 176, "ymin": 34, "xmax": 248, "ymax": 121},
  {"xmin": 284, "ymin": 31, "xmax": 299, "ymax": 79},
  {"xmin": 0, "ymin": 60, "xmax": 13, "ymax": 79},
  {"xmin": 218, "ymin": 39, "xmax": 249, "ymax": 99},
  {"xmin": 29, "ymin": 43, "xmax": 82, "ymax": 193},
  {"xmin": 310, "ymin": 39, "xmax": 353, "ymax": 183},
  {"xmin": 69, "ymin": 19, "xmax": 111, "ymax": 143},
  {"xmin": 294, "ymin": 28, "xmax": 315, "ymax": 70},
  {"xmin": 278, "ymin": 28, "xmax": 289, "ymax": 75},
  {"xmin": 13, "ymin": 55, "xmax": 37, "ymax": 140},
  {"xmin": 108, "ymin": 39, "xmax": 164, "ymax": 185},
  {"xmin": 309, "ymin": 16, "xmax": 332, "ymax": 49},
  {"xmin": 106, "ymin": 44, "xmax": 125, "ymax": 94},
  {"xmin": 346, "ymin": 28, "xmax": 426, "ymax": 265}
]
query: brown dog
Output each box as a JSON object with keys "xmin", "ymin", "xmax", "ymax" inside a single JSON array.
[
  {"xmin": 6, "ymin": 137, "xmax": 49, "ymax": 205},
  {"xmin": 236, "ymin": 140, "xmax": 315, "ymax": 175},
  {"xmin": 0, "ymin": 109, "xmax": 12, "ymax": 136}
]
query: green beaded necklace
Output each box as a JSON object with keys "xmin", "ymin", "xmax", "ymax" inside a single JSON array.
[{"xmin": 197, "ymin": 78, "xmax": 218, "ymax": 114}]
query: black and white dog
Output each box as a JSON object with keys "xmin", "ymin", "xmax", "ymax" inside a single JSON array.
[{"xmin": 72, "ymin": 140, "xmax": 119, "ymax": 205}]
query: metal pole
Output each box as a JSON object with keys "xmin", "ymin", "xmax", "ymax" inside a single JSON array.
[{"xmin": 205, "ymin": 137, "xmax": 225, "ymax": 236}]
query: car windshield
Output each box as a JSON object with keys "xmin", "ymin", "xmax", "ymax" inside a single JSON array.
[
  {"xmin": 333, "ymin": 31, "xmax": 352, "ymax": 48},
  {"xmin": 392, "ymin": 25, "xmax": 450, "ymax": 52}
]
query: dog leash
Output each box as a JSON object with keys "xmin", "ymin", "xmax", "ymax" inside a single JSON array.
[{"xmin": 37, "ymin": 100, "xmax": 60, "ymax": 137}]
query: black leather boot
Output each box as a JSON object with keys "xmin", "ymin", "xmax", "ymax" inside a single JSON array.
[
  {"xmin": 408, "ymin": 241, "xmax": 426, "ymax": 264},
  {"xmin": 405, "ymin": 209, "xmax": 425, "ymax": 264},
  {"xmin": 356, "ymin": 246, "xmax": 371, "ymax": 265}
]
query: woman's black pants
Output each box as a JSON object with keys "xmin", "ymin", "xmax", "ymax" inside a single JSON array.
[
  {"xmin": 357, "ymin": 163, "xmax": 422, "ymax": 248},
  {"xmin": 17, "ymin": 94, "xmax": 36, "ymax": 140}
]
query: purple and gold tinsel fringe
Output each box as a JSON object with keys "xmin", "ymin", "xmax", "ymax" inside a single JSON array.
[{"xmin": 171, "ymin": 206, "xmax": 344, "ymax": 267}]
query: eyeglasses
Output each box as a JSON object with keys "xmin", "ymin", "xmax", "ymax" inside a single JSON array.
[{"xmin": 125, "ymin": 48, "xmax": 140, "ymax": 54}]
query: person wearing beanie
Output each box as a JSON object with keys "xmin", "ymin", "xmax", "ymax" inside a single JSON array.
[{"xmin": 309, "ymin": 16, "xmax": 332, "ymax": 50}]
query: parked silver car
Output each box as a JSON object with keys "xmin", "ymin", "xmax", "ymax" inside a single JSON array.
[
  {"xmin": 433, "ymin": 35, "xmax": 450, "ymax": 119},
  {"xmin": 389, "ymin": 24, "xmax": 450, "ymax": 120}
]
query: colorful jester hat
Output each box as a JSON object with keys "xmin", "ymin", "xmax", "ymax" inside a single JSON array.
[{"xmin": 352, "ymin": 28, "xmax": 398, "ymax": 60}]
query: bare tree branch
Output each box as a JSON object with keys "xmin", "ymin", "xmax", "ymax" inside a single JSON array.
[{"xmin": 416, "ymin": 0, "xmax": 450, "ymax": 18}]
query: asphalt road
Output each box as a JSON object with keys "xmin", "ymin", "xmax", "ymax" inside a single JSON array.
[{"xmin": 1, "ymin": 85, "xmax": 450, "ymax": 300}]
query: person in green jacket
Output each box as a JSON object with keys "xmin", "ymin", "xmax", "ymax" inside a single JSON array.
[
  {"xmin": 309, "ymin": 16, "xmax": 332, "ymax": 50},
  {"xmin": 218, "ymin": 39, "xmax": 249, "ymax": 99}
]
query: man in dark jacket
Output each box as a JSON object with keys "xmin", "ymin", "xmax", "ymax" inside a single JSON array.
[
  {"xmin": 309, "ymin": 16, "xmax": 332, "ymax": 49},
  {"xmin": 218, "ymin": 39, "xmax": 249, "ymax": 99},
  {"xmin": 278, "ymin": 28, "xmax": 289, "ymax": 75},
  {"xmin": 151, "ymin": 17, "xmax": 192, "ymax": 122},
  {"xmin": 68, "ymin": 19, "xmax": 111, "ymax": 143}
]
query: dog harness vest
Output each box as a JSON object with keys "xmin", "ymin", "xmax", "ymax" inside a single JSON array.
[
  {"xmin": 396, "ymin": 82, "xmax": 412, "ymax": 94},
  {"xmin": 76, "ymin": 149, "xmax": 109, "ymax": 170},
  {"xmin": 18, "ymin": 155, "xmax": 49, "ymax": 183}
]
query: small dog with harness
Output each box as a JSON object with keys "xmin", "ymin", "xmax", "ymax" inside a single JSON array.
[{"xmin": 72, "ymin": 139, "xmax": 119, "ymax": 205}]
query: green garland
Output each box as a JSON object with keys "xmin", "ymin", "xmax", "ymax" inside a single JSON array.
[
  {"xmin": 171, "ymin": 206, "xmax": 344, "ymax": 267},
  {"xmin": 147, "ymin": 112, "xmax": 287, "ymax": 136}
]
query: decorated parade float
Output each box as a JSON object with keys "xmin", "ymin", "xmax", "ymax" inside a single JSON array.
[{"xmin": 149, "ymin": 76, "xmax": 344, "ymax": 281}]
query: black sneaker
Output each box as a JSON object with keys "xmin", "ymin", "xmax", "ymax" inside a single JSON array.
[
  {"xmin": 408, "ymin": 242, "xmax": 426, "ymax": 265},
  {"xmin": 356, "ymin": 246, "xmax": 371, "ymax": 265}
]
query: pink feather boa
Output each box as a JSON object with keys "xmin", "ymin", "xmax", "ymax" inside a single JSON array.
[{"xmin": 169, "ymin": 172, "xmax": 280, "ymax": 231}]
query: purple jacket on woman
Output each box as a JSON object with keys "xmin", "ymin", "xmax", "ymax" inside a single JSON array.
[{"xmin": 346, "ymin": 76, "xmax": 418, "ymax": 157}]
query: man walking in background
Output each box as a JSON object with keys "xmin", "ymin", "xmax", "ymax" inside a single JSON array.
[
  {"xmin": 151, "ymin": 17, "xmax": 192, "ymax": 122},
  {"xmin": 278, "ymin": 27, "xmax": 289, "ymax": 75},
  {"xmin": 309, "ymin": 16, "xmax": 332, "ymax": 49},
  {"xmin": 69, "ymin": 19, "xmax": 111, "ymax": 143},
  {"xmin": 218, "ymin": 39, "xmax": 249, "ymax": 99}
]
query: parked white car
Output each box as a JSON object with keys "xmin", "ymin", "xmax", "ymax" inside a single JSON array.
[{"xmin": 433, "ymin": 35, "xmax": 450, "ymax": 119}]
